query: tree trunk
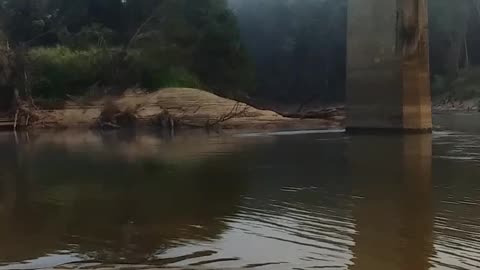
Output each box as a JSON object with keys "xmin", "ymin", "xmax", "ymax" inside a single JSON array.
[
  {"xmin": 0, "ymin": 46, "xmax": 15, "ymax": 112},
  {"xmin": 464, "ymin": 35, "xmax": 470, "ymax": 69},
  {"xmin": 13, "ymin": 45, "xmax": 31, "ymax": 99},
  {"xmin": 446, "ymin": 31, "xmax": 466, "ymax": 81}
]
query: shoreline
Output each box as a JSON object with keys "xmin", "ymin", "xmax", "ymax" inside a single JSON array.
[
  {"xmin": 9, "ymin": 90, "xmax": 478, "ymax": 133},
  {"xmin": 432, "ymin": 98, "xmax": 479, "ymax": 113},
  {"xmin": 10, "ymin": 88, "xmax": 344, "ymax": 132}
]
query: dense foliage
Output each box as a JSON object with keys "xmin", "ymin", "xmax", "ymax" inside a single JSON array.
[
  {"xmin": 2, "ymin": 0, "xmax": 480, "ymax": 108},
  {"xmin": 0, "ymin": 0, "xmax": 254, "ymax": 100}
]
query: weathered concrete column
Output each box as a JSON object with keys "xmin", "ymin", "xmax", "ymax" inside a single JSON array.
[{"xmin": 346, "ymin": 0, "xmax": 432, "ymax": 132}]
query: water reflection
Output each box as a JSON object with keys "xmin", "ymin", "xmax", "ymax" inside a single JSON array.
[
  {"xmin": 0, "ymin": 131, "xmax": 249, "ymax": 266},
  {"xmin": 0, "ymin": 126, "xmax": 479, "ymax": 269},
  {"xmin": 348, "ymin": 134, "xmax": 433, "ymax": 270}
]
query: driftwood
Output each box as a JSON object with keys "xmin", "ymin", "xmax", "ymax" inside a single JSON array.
[
  {"xmin": 10, "ymin": 89, "xmax": 39, "ymax": 130},
  {"xmin": 282, "ymin": 107, "xmax": 344, "ymax": 119},
  {"xmin": 172, "ymin": 102, "xmax": 250, "ymax": 130},
  {"xmin": 206, "ymin": 102, "xmax": 249, "ymax": 127},
  {"xmin": 96, "ymin": 100, "xmax": 139, "ymax": 129}
]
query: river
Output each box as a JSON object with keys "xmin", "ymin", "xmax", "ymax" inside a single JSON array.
[{"xmin": 0, "ymin": 114, "xmax": 479, "ymax": 270}]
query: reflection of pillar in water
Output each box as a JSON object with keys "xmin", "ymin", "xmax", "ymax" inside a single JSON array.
[
  {"xmin": 348, "ymin": 134, "xmax": 433, "ymax": 270},
  {"xmin": 0, "ymin": 170, "xmax": 17, "ymax": 217},
  {"xmin": 0, "ymin": 139, "xmax": 22, "ymax": 218}
]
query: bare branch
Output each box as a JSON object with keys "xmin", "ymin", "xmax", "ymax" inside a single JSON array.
[
  {"xmin": 206, "ymin": 102, "xmax": 249, "ymax": 127},
  {"xmin": 126, "ymin": 15, "xmax": 156, "ymax": 50}
]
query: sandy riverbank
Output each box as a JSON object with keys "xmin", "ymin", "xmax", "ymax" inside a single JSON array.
[{"xmin": 26, "ymin": 88, "xmax": 343, "ymax": 131}]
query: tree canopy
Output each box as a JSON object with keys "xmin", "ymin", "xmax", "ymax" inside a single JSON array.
[
  {"xmin": 0, "ymin": 0, "xmax": 254, "ymax": 101},
  {"xmin": 1, "ymin": 0, "xmax": 480, "ymax": 109}
]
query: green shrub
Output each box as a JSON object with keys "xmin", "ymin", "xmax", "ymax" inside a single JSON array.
[
  {"xmin": 148, "ymin": 67, "xmax": 201, "ymax": 89},
  {"xmin": 59, "ymin": 24, "xmax": 114, "ymax": 49},
  {"xmin": 28, "ymin": 46, "xmax": 111, "ymax": 98},
  {"xmin": 449, "ymin": 68, "xmax": 480, "ymax": 100},
  {"xmin": 127, "ymin": 48, "xmax": 201, "ymax": 89},
  {"xmin": 28, "ymin": 44, "xmax": 249, "ymax": 99},
  {"xmin": 431, "ymin": 74, "xmax": 449, "ymax": 96}
]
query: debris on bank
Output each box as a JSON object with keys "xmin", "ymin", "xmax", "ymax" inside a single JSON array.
[{"xmin": 432, "ymin": 98, "xmax": 479, "ymax": 112}]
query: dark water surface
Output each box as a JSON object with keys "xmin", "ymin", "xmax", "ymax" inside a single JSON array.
[{"xmin": 0, "ymin": 114, "xmax": 480, "ymax": 270}]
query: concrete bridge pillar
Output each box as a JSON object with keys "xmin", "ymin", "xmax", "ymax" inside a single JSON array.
[{"xmin": 346, "ymin": 0, "xmax": 432, "ymax": 132}]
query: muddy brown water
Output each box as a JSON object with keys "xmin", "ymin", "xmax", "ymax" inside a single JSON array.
[{"xmin": 0, "ymin": 113, "xmax": 479, "ymax": 270}]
